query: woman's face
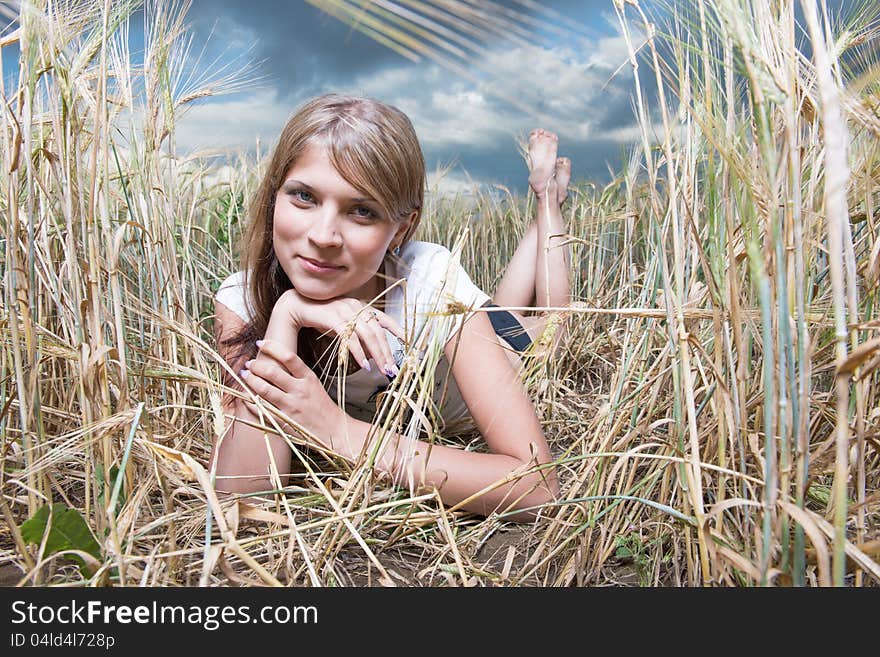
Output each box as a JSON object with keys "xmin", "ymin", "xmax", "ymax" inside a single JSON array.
[{"xmin": 272, "ymin": 142, "xmax": 408, "ymax": 302}]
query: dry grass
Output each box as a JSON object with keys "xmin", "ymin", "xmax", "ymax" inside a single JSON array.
[{"xmin": 1, "ymin": 0, "xmax": 879, "ymax": 587}]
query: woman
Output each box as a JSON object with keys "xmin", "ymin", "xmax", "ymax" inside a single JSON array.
[{"xmin": 211, "ymin": 94, "xmax": 571, "ymax": 521}]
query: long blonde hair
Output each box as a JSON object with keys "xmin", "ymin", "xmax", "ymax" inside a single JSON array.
[{"xmin": 221, "ymin": 94, "xmax": 426, "ymax": 375}]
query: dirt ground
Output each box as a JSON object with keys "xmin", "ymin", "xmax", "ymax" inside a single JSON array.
[{"xmin": 1, "ymin": 561, "xmax": 24, "ymax": 586}]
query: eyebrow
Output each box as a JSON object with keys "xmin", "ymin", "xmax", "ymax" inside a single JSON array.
[{"xmin": 282, "ymin": 179, "xmax": 376, "ymax": 204}]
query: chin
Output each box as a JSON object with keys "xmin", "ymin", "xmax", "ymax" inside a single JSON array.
[{"xmin": 291, "ymin": 283, "xmax": 341, "ymax": 301}]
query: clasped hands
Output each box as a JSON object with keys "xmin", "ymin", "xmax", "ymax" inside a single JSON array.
[{"xmin": 239, "ymin": 288, "xmax": 407, "ymax": 446}]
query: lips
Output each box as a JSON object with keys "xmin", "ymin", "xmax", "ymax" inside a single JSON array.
[
  {"xmin": 301, "ymin": 256, "xmax": 342, "ymax": 268},
  {"xmin": 298, "ymin": 256, "xmax": 344, "ymax": 272}
]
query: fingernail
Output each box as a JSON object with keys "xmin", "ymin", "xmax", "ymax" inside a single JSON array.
[
  {"xmin": 385, "ymin": 363, "xmax": 399, "ymax": 377},
  {"xmin": 255, "ymin": 340, "xmax": 264, "ymax": 349},
  {"xmin": 240, "ymin": 369, "xmax": 249, "ymax": 378},
  {"xmin": 362, "ymin": 359, "xmax": 371, "ymax": 372},
  {"xmin": 244, "ymin": 359, "xmax": 254, "ymax": 368}
]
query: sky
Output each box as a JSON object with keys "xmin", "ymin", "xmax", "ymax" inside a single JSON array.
[
  {"xmin": 1, "ymin": 1, "xmax": 864, "ymax": 195},
  {"xmin": 169, "ymin": 0, "xmax": 641, "ymax": 195},
  {"xmin": 5, "ymin": 0, "xmax": 847, "ymax": 198},
  {"xmin": 0, "ymin": 0, "xmax": 662, "ymax": 194}
]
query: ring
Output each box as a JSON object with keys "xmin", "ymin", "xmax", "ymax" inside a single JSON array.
[{"xmin": 368, "ymin": 310, "xmax": 380, "ymax": 322}]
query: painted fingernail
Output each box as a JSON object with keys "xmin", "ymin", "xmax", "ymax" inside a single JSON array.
[
  {"xmin": 256, "ymin": 340, "xmax": 264, "ymax": 349},
  {"xmin": 240, "ymin": 369, "xmax": 250, "ymax": 378},
  {"xmin": 362, "ymin": 359, "xmax": 371, "ymax": 372},
  {"xmin": 244, "ymin": 359, "xmax": 254, "ymax": 368},
  {"xmin": 384, "ymin": 363, "xmax": 399, "ymax": 377}
]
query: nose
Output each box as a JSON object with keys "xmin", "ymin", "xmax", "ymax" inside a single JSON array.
[{"xmin": 307, "ymin": 206, "xmax": 343, "ymax": 249}]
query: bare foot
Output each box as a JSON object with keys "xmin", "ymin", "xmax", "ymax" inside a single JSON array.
[
  {"xmin": 527, "ymin": 129, "xmax": 558, "ymax": 198},
  {"xmin": 555, "ymin": 157, "xmax": 570, "ymax": 205}
]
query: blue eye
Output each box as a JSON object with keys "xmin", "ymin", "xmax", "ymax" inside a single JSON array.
[
  {"xmin": 289, "ymin": 189, "xmax": 313, "ymax": 203},
  {"xmin": 352, "ymin": 206, "xmax": 376, "ymax": 219}
]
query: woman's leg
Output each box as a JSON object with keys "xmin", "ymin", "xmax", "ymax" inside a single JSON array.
[
  {"xmin": 494, "ymin": 129, "xmax": 571, "ymax": 315},
  {"xmin": 492, "ymin": 221, "xmax": 538, "ymax": 309},
  {"xmin": 535, "ymin": 161, "xmax": 571, "ymax": 311}
]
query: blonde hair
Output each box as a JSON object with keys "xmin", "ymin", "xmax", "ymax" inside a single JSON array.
[{"xmin": 221, "ymin": 94, "xmax": 426, "ymax": 375}]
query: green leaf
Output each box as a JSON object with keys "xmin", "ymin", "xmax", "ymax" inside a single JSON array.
[
  {"xmin": 616, "ymin": 547, "xmax": 633, "ymax": 559},
  {"xmin": 806, "ymin": 483, "xmax": 854, "ymax": 507},
  {"xmin": 20, "ymin": 504, "xmax": 101, "ymax": 576},
  {"xmin": 96, "ymin": 465, "xmax": 126, "ymax": 517}
]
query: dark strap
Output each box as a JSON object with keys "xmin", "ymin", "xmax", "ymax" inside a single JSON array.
[{"xmin": 483, "ymin": 303, "xmax": 532, "ymax": 353}]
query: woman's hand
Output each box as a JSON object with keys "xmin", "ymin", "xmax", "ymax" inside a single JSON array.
[
  {"xmin": 279, "ymin": 287, "xmax": 406, "ymax": 376},
  {"xmin": 239, "ymin": 338, "xmax": 347, "ymax": 448}
]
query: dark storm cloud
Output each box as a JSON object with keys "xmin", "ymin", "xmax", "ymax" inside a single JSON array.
[
  {"xmin": 593, "ymin": 92, "xmax": 636, "ymax": 131},
  {"xmin": 175, "ymin": 1, "xmax": 645, "ymax": 189},
  {"xmin": 187, "ymin": 0, "xmax": 615, "ymax": 100},
  {"xmin": 187, "ymin": 0, "xmax": 399, "ymax": 96}
]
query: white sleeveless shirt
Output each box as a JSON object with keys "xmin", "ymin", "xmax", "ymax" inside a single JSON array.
[{"xmin": 215, "ymin": 240, "xmax": 490, "ymax": 432}]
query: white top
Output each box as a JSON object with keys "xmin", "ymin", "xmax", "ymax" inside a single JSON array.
[{"xmin": 215, "ymin": 240, "xmax": 490, "ymax": 432}]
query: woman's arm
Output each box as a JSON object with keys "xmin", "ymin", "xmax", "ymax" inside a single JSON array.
[
  {"xmin": 212, "ymin": 287, "xmax": 409, "ymax": 494},
  {"xmin": 210, "ymin": 296, "xmax": 302, "ymax": 494},
  {"xmin": 328, "ymin": 310, "xmax": 560, "ymax": 521},
  {"xmin": 216, "ymin": 295, "xmax": 559, "ymax": 519}
]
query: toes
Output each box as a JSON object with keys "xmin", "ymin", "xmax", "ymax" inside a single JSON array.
[
  {"xmin": 555, "ymin": 158, "xmax": 571, "ymax": 179},
  {"xmin": 529, "ymin": 128, "xmax": 558, "ymax": 143},
  {"xmin": 528, "ymin": 130, "xmax": 561, "ymax": 194}
]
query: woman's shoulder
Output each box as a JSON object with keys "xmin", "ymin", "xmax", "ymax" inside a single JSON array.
[
  {"xmin": 398, "ymin": 240, "xmax": 452, "ymax": 263},
  {"xmin": 218, "ymin": 270, "xmax": 247, "ymax": 290},
  {"xmin": 215, "ymin": 270, "xmax": 254, "ymax": 322},
  {"xmin": 397, "ymin": 240, "xmax": 459, "ymax": 281},
  {"xmin": 396, "ymin": 240, "xmax": 489, "ymax": 308}
]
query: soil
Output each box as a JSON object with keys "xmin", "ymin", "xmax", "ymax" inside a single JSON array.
[{"xmin": 0, "ymin": 561, "xmax": 24, "ymax": 586}]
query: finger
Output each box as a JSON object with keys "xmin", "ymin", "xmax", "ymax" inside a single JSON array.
[
  {"xmin": 357, "ymin": 316, "xmax": 395, "ymax": 375},
  {"xmin": 373, "ymin": 310, "xmax": 407, "ymax": 342},
  {"xmin": 255, "ymin": 339, "xmax": 312, "ymax": 379},
  {"xmin": 246, "ymin": 356, "xmax": 295, "ymax": 395},
  {"xmin": 240, "ymin": 368, "xmax": 286, "ymax": 408},
  {"xmin": 242, "ymin": 398, "xmax": 268, "ymax": 420},
  {"xmin": 338, "ymin": 300, "xmax": 366, "ymax": 332},
  {"xmin": 243, "ymin": 398, "xmax": 292, "ymax": 431},
  {"xmin": 330, "ymin": 319, "xmax": 371, "ymax": 372},
  {"xmin": 354, "ymin": 304, "xmax": 406, "ymax": 343},
  {"xmin": 345, "ymin": 333, "xmax": 370, "ymax": 372}
]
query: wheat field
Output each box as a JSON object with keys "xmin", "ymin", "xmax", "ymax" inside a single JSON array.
[{"xmin": 1, "ymin": 0, "xmax": 878, "ymax": 586}]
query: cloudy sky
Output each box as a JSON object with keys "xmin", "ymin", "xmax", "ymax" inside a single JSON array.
[
  {"xmin": 173, "ymin": 0, "xmax": 645, "ymax": 194},
  {"xmin": 2, "ymin": 1, "xmax": 863, "ymax": 194},
  {"xmin": 2, "ymin": 1, "xmax": 656, "ymax": 193}
]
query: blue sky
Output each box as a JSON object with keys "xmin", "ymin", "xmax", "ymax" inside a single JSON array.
[
  {"xmin": 170, "ymin": 0, "xmax": 639, "ymax": 194},
  {"xmin": 1, "ymin": 1, "xmax": 864, "ymax": 195},
  {"xmin": 0, "ymin": 1, "xmax": 661, "ymax": 194}
]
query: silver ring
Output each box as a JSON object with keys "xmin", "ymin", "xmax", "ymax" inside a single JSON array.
[{"xmin": 368, "ymin": 310, "xmax": 380, "ymax": 322}]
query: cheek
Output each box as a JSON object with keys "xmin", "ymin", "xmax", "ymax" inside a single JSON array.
[
  {"xmin": 272, "ymin": 206, "xmax": 304, "ymax": 242},
  {"xmin": 347, "ymin": 238, "xmax": 389, "ymax": 274},
  {"xmin": 349, "ymin": 226, "xmax": 395, "ymax": 258}
]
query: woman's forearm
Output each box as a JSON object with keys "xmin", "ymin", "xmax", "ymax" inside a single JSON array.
[
  {"xmin": 262, "ymin": 290, "xmax": 300, "ymax": 354},
  {"xmin": 333, "ymin": 416, "xmax": 559, "ymax": 521},
  {"xmin": 212, "ymin": 398, "xmax": 293, "ymax": 494},
  {"xmin": 212, "ymin": 294, "xmax": 301, "ymax": 494}
]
